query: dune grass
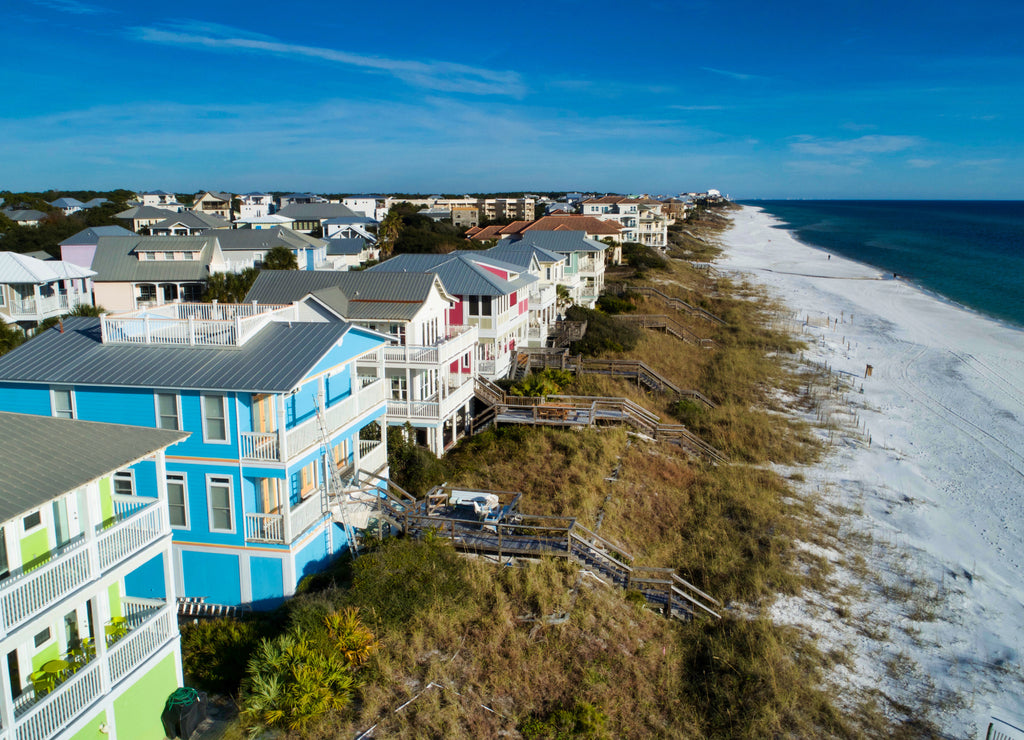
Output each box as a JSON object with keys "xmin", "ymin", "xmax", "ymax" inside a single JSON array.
[{"xmin": 182, "ymin": 207, "xmax": 921, "ymax": 739}]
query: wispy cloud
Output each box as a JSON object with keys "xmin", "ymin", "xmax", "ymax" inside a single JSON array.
[
  {"xmin": 700, "ymin": 67, "xmax": 768, "ymax": 82},
  {"xmin": 670, "ymin": 104, "xmax": 728, "ymax": 111},
  {"xmin": 959, "ymin": 158, "xmax": 1004, "ymax": 168},
  {"xmin": 130, "ymin": 23, "xmax": 526, "ymax": 97},
  {"xmin": 788, "ymin": 134, "xmax": 922, "ymax": 156},
  {"xmin": 28, "ymin": 0, "xmax": 106, "ymax": 14},
  {"xmin": 841, "ymin": 122, "xmax": 877, "ymax": 131},
  {"xmin": 907, "ymin": 158, "xmax": 938, "ymax": 169}
]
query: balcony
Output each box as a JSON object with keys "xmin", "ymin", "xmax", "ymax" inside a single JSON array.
[
  {"xmin": 240, "ymin": 379, "xmax": 385, "ymax": 464},
  {"xmin": 0, "ymin": 499, "xmax": 166, "ymax": 639},
  {"xmin": 10, "ymin": 601, "xmax": 176, "ymax": 740},
  {"xmin": 100, "ymin": 302, "xmax": 297, "ymax": 348},
  {"xmin": 385, "ymin": 373, "xmax": 474, "ymax": 423},
  {"xmin": 359, "ymin": 325, "xmax": 477, "ymax": 368},
  {"xmin": 244, "ymin": 490, "xmax": 326, "ymax": 545},
  {"xmin": 9, "ymin": 292, "xmax": 89, "ymax": 320}
]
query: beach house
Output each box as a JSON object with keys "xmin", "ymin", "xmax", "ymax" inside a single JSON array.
[
  {"xmin": 0, "ymin": 304, "xmax": 390, "ymax": 609},
  {"xmin": 368, "ymin": 251, "xmax": 534, "ymax": 380},
  {"xmin": 244, "ymin": 270, "xmax": 478, "ymax": 455},
  {"xmin": 0, "ymin": 411, "xmax": 188, "ymax": 740},
  {"xmin": 0, "ymin": 252, "xmax": 95, "ymax": 331}
]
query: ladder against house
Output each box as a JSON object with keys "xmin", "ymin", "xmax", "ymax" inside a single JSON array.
[{"xmin": 314, "ymin": 392, "xmax": 359, "ymax": 558}]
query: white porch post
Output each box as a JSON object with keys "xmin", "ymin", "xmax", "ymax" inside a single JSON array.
[{"xmin": 0, "ymin": 646, "xmax": 15, "ymax": 733}]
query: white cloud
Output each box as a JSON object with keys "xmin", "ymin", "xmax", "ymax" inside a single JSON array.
[
  {"xmin": 907, "ymin": 158, "xmax": 939, "ymax": 168},
  {"xmin": 130, "ymin": 24, "xmax": 526, "ymax": 97},
  {"xmin": 28, "ymin": 0, "xmax": 106, "ymax": 13},
  {"xmin": 700, "ymin": 67, "xmax": 769, "ymax": 82},
  {"xmin": 788, "ymin": 134, "xmax": 922, "ymax": 156}
]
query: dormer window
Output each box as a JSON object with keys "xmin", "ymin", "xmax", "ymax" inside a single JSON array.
[{"xmin": 162, "ymin": 252, "xmax": 174, "ymax": 261}]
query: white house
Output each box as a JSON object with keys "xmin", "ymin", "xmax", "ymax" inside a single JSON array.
[
  {"xmin": 0, "ymin": 411, "xmax": 188, "ymax": 740},
  {"xmin": 0, "ymin": 253, "xmax": 95, "ymax": 330}
]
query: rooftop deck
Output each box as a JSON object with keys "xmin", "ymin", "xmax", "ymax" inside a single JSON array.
[{"xmin": 99, "ymin": 302, "xmax": 297, "ymax": 348}]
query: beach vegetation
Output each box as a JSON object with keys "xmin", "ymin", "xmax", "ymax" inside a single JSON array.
[{"xmin": 180, "ymin": 203, "xmax": 924, "ymax": 738}]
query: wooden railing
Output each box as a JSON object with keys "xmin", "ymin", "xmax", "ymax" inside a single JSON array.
[
  {"xmin": 618, "ymin": 314, "xmax": 714, "ymax": 348},
  {"xmin": 386, "ymin": 498, "xmax": 721, "ymax": 622},
  {"xmin": 607, "ymin": 284, "xmax": 725, "ymax": 325}
]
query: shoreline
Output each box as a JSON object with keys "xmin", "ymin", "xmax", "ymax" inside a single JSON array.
[
  {"xmin": 716, "ymin": 205, "xmax": 1024, "ymax": 735},
  {"xmin": 753, "ymin": 207, "xmax": 1024, "ymax": 336}
]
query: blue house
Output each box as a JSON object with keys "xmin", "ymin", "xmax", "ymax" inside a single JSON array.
[{"xmin": 0, "ymin": 303, "xmax": 390, "ymax": 609}]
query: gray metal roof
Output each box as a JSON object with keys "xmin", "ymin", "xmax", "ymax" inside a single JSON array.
[
  {"xmin": 0, "ymin": 317, "xmax": 353, "ymax": 393},
  {"xmin": 512, "ymin": 231, "xmax": 608, "ymax": 253},
  {"xmin": 485, "ymin": 241, "xmax": 566, "ymax": 267},
  {"xmin": 90, "ymin": 236, "xmax": 215, "ymax": 282},
  {"xmin": 115, "ymin": 205, "xmax": 180, "ymax": 221},
  {"xmin": 60, "ymin": 226, "xmax": 137, "ymax": 246},
  {"xmin": 276, "ymin": 203, "xmax": 359, "ymax": 221},
  {"xmin": 50, "ymin": 198, "xmax": 84, "ymax": 208},
  {"xmin": 368, "ymin": 252, "xmax": 535, "ymax": 297},
  {"xmin": 0, "ymin": 412, "xmax": 187, "ymax": 524},
  {"xmin": 245, "ymin": 270, "xmax": 445, "ymax": 322},
  {"xmin": 326, "ymin": 238, "xmax": 367, "ymax": 255},
  {"xmin": 2, "ymin": 209, "xmax": 47, "ymax": 222},
  {"xmin": 214, "ymin": 227, "xmax": 325, "ymax": 252},
  {"xmin": 152, "ymin": 211, "xmax": 231, "ymax": 230}
]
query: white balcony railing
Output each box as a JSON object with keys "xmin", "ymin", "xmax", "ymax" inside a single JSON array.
[
  {"xmin": 0, "ymin": 499, "xmax": 165, "ymax": 637},
  {"xmin": 359, "ymin": 325, "xmax": 477, "ymax": 368},
  {"xmin": 10, "ymin": 292, "xmax": 88, "ymax": 318},
  {"xmin": 239, "ymin": 431, "xmax": 279, "ymax": 461},
  {"xmin": 288, "ymin": 492, "xmax": 327, "ymax": 540},
  {"xmin": 14, "ymin": 659, "xmax": 103, "ymax": 740},
  {"xmin": 385, "ymin": 373, "xmax": 473, "ymax": 423},
  {"xmin": 243, "ymin": 490, "xmax": 327, "ymax": 545},
  {"xmin": 100, "ymin": 303, "xmax": 296, "ymax": 348},
  {"xmin": 243, "ymin": 512, "xmax": 285, "ymax": 543},
  {"xmin": 12, "ymin": 604, "xmax": 175, "ymax": 740},
  {"xmin": 358, "ymin": 439, "xmax": 387, "ymax": 474}
]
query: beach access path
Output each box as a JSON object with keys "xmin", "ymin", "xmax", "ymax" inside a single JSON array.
[{"xmin": 719, "ymin": 206, "xmax": 1024, "ymax": 737}]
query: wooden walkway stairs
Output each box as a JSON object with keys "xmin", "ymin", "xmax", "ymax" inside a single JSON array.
[
  {"xmin": 619, "ymin": 313, "xmax": 716, "ymax": 348},
  {"xmin": 377, "ymin": 485, "xmax": 721, "ymax": 622},
  {"xmin": 607, "ymin": 284, "xmax": 726, "ymax": 326},
  {"xmin": 508, "ymin": 349, "xmax": 719, "ymax": 410}
]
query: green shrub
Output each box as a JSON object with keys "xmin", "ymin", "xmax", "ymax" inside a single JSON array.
[
  {"xmin": 386, "ymin": 423, "xmax": 450, "ymax": 496},
  {"xmin": 343, "ymin": 538, "xmax": 473, "ymax": 628},
  {"xmin": 519, "ymin": 701, "xmax": 610, "ymax": 739},
  {"xmin": 621, "ymin": 241, "xmax": 667, "ymax": 272},
  {"xmin": 511, "ymin": 368, "xmax": 574, "ymax": 398},
  {"xmin": 180, "ymin": 618, "xmax": 267, "ymax": 694},
  {"xmin": 566, "ymin": 306, "xmax": 641, "ymax": 356},
  {"xmin": 595, "ymin": 292, "xmax": 636, "ymax": 314}
]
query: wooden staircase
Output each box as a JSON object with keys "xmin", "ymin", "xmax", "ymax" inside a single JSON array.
[
  {"xmin": 607, "ymin": 284, "xmax": 726, "ymax": 326},
  {"xmin": 619, "ymin": 314, "xmax": 715, "ymax": 348}
]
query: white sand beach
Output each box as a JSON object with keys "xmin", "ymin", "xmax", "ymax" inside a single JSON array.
[{"xmin": 719, "ymin": 206, "xmax": 1024, "ymax": 736}]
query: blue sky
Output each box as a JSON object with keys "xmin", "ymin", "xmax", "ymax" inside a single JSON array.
[{"xmin": 3, "ymin": 0, "xmax": 1023, "ymax": 198}]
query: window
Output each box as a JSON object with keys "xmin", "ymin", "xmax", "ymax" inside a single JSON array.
[
  {"xmin": 481, "ymin": 296, "xmax": 492, "ymax": 316},
  {"xmin": 51, "ymin": 387, "xmax": 75, "ymax": 419},
  {"xmin": 202, "ymin": 394, "xmax": 228, "ymax": 442},
  {"xmin": 300, "ymin": 462, "xmax": 316, "ymax": 496},
  {"xmin": 162, "ymin": 252, "xmax": 174, "ymax": 261},
  {"xmin": 183, "ymin": 251, "xmax": 195, "ymax": 261},
  {"xmin": 167, "ymin": 473, "xmax": 188, "ymax": 528},
  {"xmin": 207, "ymin": 476, "xmax": 233, "ymax": 532},
  {"xmin": 138, "ymin": 284, "xmax": 156, "ymax": 301},
  {"xmin": 113, "ymin": 471, "xmax": 135, "ymax": 497},
  {"xmin": 155, "ymin": 393, "xmax": 181, "ymax": 430},
  {"xmin": 33, "ymin": 628, "xmax": 51, "ymax": 649},
  {"xmin": 22, "ymin": 511, "xmax": 42, "ymax": 532},
  {"xmin": 390, "ymin": 376, "xmax": 408, "ymax": 401}
]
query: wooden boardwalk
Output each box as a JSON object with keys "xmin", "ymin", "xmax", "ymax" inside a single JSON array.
[{"xmin": 373, "ymin": 484, "xmax": 723, "ymax": 622}]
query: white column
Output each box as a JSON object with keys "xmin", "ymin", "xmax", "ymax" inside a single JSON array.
[{"xmin": 0, "ymin": 646, "xmax": 15, "ymax": 733}]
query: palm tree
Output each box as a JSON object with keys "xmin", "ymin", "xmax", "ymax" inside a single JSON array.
[{"xmin": 261, "ymin": 245, "xmax": 298, "ymax": 270}]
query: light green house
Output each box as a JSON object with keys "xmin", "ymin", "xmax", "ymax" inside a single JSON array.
[{"xmin": 0, "ymin": 412, "xmax": 188, "ymax": 740}]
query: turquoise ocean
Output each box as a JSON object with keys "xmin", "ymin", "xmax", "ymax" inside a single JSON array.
[{"xmin": 742, "ymin": 201, "xmax": 1024, "ymax": 329}]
